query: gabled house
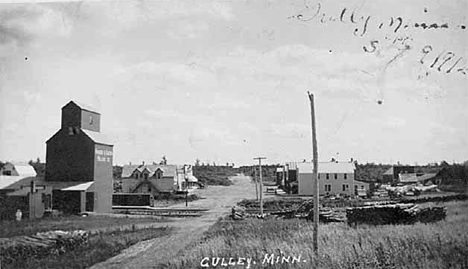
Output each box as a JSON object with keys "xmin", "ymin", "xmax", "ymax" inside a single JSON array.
[{"xmin": 121, "ymin": 164, "xmax": 178, "ymax": 195}]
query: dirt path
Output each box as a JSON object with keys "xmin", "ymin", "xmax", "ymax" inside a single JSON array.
[{"xmin": 90, "ymin": 174, "xmax": 255, "ymax": 269}]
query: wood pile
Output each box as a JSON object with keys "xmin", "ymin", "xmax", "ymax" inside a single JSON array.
[
  {"xmin": 231, "ymin": 205, "xmax": 246, "ymax": 220},
  {"xmin": 346, "ymin": 203, "xmax": 446, "ymax": 225},
  {"xmin": 0, "ymin": 230, "xmax": 88, "ymax": 265}
]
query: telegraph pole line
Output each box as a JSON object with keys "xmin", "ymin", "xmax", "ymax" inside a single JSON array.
[
  {"xmin": 308, "ymin": 91, "xmax": 319, "ymax": 254},
  {"xmin": 253, "ymin": 157, "xmax": 266, "ymax": 215}
]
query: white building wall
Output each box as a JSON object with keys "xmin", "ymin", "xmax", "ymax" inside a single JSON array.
[{"xmin": 298, "ymin": 172, "xmax": 356, "ymax": 196}]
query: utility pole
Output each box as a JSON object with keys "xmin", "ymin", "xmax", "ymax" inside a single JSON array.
[
  {"xmin": 282, "ymin": 164, "xmax": 286, "ymax": 187},
  {"xmin": 308, "ymin": 91, "xmax": 319, "ymax": 254},
  {"xmin": 184, "ymin": 165, "xmax": 188, "ymax": 207},
  {"xmin": 254, "ymin": 166, "xmax": 259, "ymax": 201},
  {"xmin": 253, "ymin": 157, "xmax": 266, "ymax": 215},
  {"xmin": 285, "ymin": 163, "xmax": 289, "ymax": 194}
]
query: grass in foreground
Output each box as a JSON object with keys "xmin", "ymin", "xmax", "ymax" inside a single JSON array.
[
  {"xmin": 2, "ymin": 226, "xmax": 173, "ymax": 269},
  {"xmin": 162, "ymin": 200, "xmax": 468, "ymax": 269},
  {"xmin": 0, "ymin": 215, "xmax": 167, "ymax": 238}
]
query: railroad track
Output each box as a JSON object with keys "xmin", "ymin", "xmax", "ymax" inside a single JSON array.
[{"xmin": 112, "ymin": 206, "xmax": 210, "ymax": 218}]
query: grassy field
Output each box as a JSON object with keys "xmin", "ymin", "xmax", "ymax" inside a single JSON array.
[
  {"xmin": 162, "ymin": 200, "xmax": 468, "ymax": 269},
  {"xmin": 2, "ymin": 226, "xmax": 173, "ymax": 269},
  {"xmin": 0, "ymin": 215, "xmax": 168, "ymax": 238}
]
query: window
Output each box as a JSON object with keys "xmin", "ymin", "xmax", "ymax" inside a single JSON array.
[
  {"xmin": 3, "ymin": 170, "xmax": 11, "ymax": 176},
  {"xmin": 156, "ymin": 172, "xmax": 162, "ymax": 179},
  {"xmin": 89, "ymin": 115, "xmax": 93, "ymax": 125},
  {"xmin": 326, "ymin": 173, "xmax": 329, "ymax": 179},
  {"xmin": 318, "ymin": 174, "xmax": 320, "ymax": 179},
  {"xmin": 68, "ymin": 127, "xmax": 74, "ymax": 135},
  {"xmin": 324, "ymin": 184, "xmax": 331, "ymax": 192},
  {"xmin": 134, "ymin": 172, "xmax": 139, "ymax": 179},
  {"xmin": 342, "ymin": 184, "xmax": 349, "ymax": 191},
  {"xmin": 344, "ymin": 174, "xmax": 347, "ymax": 180},
  {"xmin": 334, "ymin": 173, "xmax": 338, "ymax": 180},
  {"xmin": 143, "ymin": 173, "xmax": 148, "ymax": 180}
]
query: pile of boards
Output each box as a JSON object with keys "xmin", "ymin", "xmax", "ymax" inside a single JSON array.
[
  {"xmin": 346, "ymin": 203, "xmax": 446, "ymax": 225},
  {"xmin": 0, "ymin": 230, "xmax": 88, "ymax": 265},
  {"xmin": 289, "ymin": 200, "xmax": 346, "ymax": 222},
  {"xmin": 231, "ymin": 200, "xmax": 347, "ymax": 222},
  {"xmin": 231, "ymin": 205, "xmax": 247, "ymax": 220}
]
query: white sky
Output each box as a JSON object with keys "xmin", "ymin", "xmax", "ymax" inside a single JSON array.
[{"xmin": 0, "ymin": 0, "xmax": 467, "ymax": 166}]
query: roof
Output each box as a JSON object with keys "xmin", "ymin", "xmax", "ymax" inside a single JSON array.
[
  {"xmin": 6, "ymin": 187, "xmax": 31, "ymax": 196},
  {"xmin": 399, "ymin": 173, "xmax": 437, "ymax": 183},
  {"xmin": 0, "ymin": 176, "xmax": 35, "ymax": 189},
  {"xmin": 121, "ymin": 164, "xmax": 177, "ymax": 178},
  {"xmin": 1, "ymin": 162, "xmax": 37, "ymax": 176},
  {"xmin": 0, "ymin": 176, "xmax": 99, "ymax": 191},
  {"xmin": 82, "ymin": 129, "xmax": 113, "ymax": 146},
  {"xmin": 383, "ymin": 167, "xmax": 394, "ymax": 175},
  {"xmin": 354, "ymin": 179, "xmax": 371, "ymax": 185},
  {"xmin": 61, "ymin": 182, "xmax": 94, "ymax": 191},
  {"xmin": 63, "ymin": 101, "xmax": 100, "ymax": 114},
  {"xmin": 295, "ymin": 162, "xmax": 356, "ymax": 174}
]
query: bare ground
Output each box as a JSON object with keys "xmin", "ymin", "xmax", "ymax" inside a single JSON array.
[{"xmin": 90, "ymin": 174, "xmax": 255, "ymax": 269}]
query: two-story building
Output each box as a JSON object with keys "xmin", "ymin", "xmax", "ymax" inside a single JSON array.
[{"xmin": 296, "ymin": 161, "xmax": 369, "ymax": 196}]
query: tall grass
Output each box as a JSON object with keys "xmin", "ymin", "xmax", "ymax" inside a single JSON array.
[
  {"xmin": 0, "ymin": 215, "xmax": 166, "ymax": 238},
  {"xmin": 163, "ymin": 201, "xmax": 468, "ymax": 268},
  {"xmin": 1, "ymin": 226, "xmax": 173, "ymax": 269}
]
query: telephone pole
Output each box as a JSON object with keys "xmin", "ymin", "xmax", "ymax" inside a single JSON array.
[
  {"xmin": 254, "ymin": 166, "xmax": 258, "ymax": 201},
  {"xmin": 253, "ymin": 157, "xmax": 266, "ymax": 215},
  {"xmin": 308, "ymin": 91, "xmax": 319, "ymax": 254}
]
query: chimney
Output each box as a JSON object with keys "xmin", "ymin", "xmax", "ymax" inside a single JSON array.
[
  {"xmin": 350, "ymin": 158, "xmax": 354, "ymax": 162},
  {"xmin": 142, "ymin": 161, "xmax": 145, "ymax": 166}
]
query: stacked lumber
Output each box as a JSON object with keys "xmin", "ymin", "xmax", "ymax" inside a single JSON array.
[
  {"xmin": 416, "ymin": 207, "xmax": 446, "ymax": 223},
  {"xmin": 346, "ymin": 203, "xmax": 446, "ymax": 225},
  {"xmin": 269, "ymin": 201, "xmax": 346, "ymax": 222},
  {"xmin": 0, "ymin": 230, "xmax": 88, "ymax": 265},
  {"xmin": 231, "ymin": 205, "xmax": 246, "ymax": 220},
  {"xmin": 316, "ymin": 208, "xmax": 347, "ymax": 223}
]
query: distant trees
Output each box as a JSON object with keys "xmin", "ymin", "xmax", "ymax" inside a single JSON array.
[
  {"xmin": 28, "ymin": 157, "xmax": 45, "ymax": 177},
  {"xmin": 160, "ymin": 156, "xmax": 167, "ymax": 165},
  {"xmin": 354, "ymin": 162, "xmax": 391, "ymax": 182},
  {"xmin": 440, "ymin": 160, "xmax": 450, "ymax": 167},
  {"xmin": 113, "ymin": 165, "xmax": 123, "ymax": 179}
]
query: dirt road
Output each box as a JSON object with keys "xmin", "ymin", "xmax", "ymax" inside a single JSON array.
[{"xmin": 91, "ymin": 174, "xmax": 255, "ymax": 269}]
